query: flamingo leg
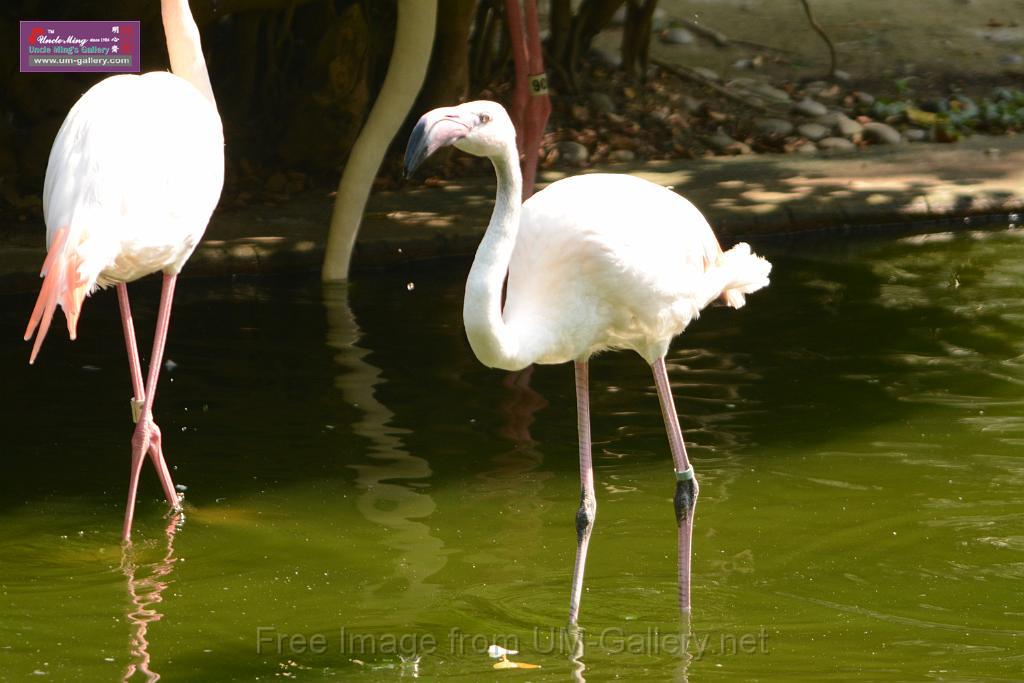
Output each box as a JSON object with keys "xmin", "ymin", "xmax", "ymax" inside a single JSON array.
[
  {"xmin": 568, "ymin": 359, "xmax": 596, "ymax": 624},
  {"xmin": 652, "ymin": 356, "xmax": 699, "ymax": 614},
  {"xmin": 117, "ymin": 284, "xmax": 179, "ymax": 512},
  {"xmin": 122, "ymin": 274, "xmax": 181, "ymax": 541}
]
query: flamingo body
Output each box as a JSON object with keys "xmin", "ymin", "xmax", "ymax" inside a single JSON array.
[
  {"xmin": 406, "ymin": 100, "xmax": 770, "ymax": 621},
  {"xmin": 507, "ymin": 173, "xmax": 750, "ymax": 366},
  {"xmin": 33, "ymin": 71, "xmax": 222, "ymax": 349}
]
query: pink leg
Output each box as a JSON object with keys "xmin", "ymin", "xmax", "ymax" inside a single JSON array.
[
  {"xmin": 117, "ymin": 284, "xmax": 179, "ymax": 511},
  {"xmin": 122, "ymin": 274, "xmax": 180, "ymax": 542},
  {"xmin": 117, "ymin": 284, "xmax": 145, "ymax": 406},
  {"xmin": 568, "ymin": 360, "xmax": 596, "ymax": 624},
  {"xmin": 652, "ymin": 356, "xmax": 699, "ymax": 614}
]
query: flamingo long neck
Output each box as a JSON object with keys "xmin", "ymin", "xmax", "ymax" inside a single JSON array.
[
  {"xmin": 161, "ymin": 0, "xmax": 216, "ymax": 105},
  {"xmin": 463, "ymin": 148, "xmax": 527, "ymax": 371}
]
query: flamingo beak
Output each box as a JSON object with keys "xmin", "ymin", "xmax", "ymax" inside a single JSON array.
[{"xmin": 404, "ymin": 108, "xmax": 472, "ymax": 177}]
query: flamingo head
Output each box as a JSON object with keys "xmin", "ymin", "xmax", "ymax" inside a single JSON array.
[{"xmin": 404, "ymin": 100, "xmax": 517, "ymax": 176}]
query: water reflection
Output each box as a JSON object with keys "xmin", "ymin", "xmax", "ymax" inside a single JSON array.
[
  {"xmin": 322, "ymin": 284, "xmax": 445, "ymax": 620},
  {"xmin": 121, "ymin": 514, "xmax": 182, "ymax": 682},
  {"xmin": 498, "ymin": 366, "xmax": 548, "ymax": 445},
  {"xmin": 568, "ymin": 625, "xmax": 586, "ymax": 682}
]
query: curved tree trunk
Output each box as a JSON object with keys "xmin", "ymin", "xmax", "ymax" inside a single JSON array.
[{"xmin": 322, "ymin": 0, "xmax": 438, "ymax": 281}]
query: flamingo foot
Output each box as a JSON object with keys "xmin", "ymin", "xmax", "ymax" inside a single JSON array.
[
  {"xmin": 146, "ymin": 421, "xmax": 183, "ymax": 512},
  {"xmin": 122, "ymin": 417, "xmax": 181, "ymax": 542}
]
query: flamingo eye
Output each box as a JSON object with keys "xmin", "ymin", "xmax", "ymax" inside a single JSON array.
[{"xmin": 479, "ymin": 113, "xmax": 491, "ymax": 124}]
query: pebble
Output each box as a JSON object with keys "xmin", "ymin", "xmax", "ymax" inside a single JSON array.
[
  {"xmin": 817, "ymin": 137, "xmax": 857, "ymax": 152},
  {"xmin": 708, "ymin": 130, "xmax": 752, "ymax": 155},
  {"xmin": 660, "ymin": 27, "xmax": 695, "ymax": 45},
  {"xmin": 862, "ymin": 121, "xmax": 903, "ymax": 144},
  {"xmin": 556, "ymin": 141, "xmax": 589, "ymax": 166},
  {"xmin": 794, "ymin": 139, "xmax": 818, "ymax": 154},
  {"xmin": 749, "ymin": 83, "xmax": 791, "ymax": 102},
  {"xmin": 727, "ymin": 77, "xmax": 758, "ymax": 89},
  {"xmin": 1000, "ymin": 53, "xmax": 1024, "ymax": 65},
  {"xmin": 983, "ymin": 27, "xmax": 1024, "ymax": 44},
  {"xmin": 904, "ymin": 128, "xmax": 929, "ymax": 142},
  {"xmin": 833, "ymin": 69, "xmax": 851, "ymax": 82},
  {"xmin": 646, "ymin": 107, "xmax": 670, "ymax": 123},
  {"xmin": 609, "ymin": 149, "xmax": 636, "ymax": 162},
  {"xmin": 753, "ymin": 117, "xmax": 794, "ymax": 136},
  {"xmin": 681, "ymin": 95, "xmax": 705, "ymax": 114},
  {"xmin": 732, "ymin": 57, "xmax": 762, "ymax": 70},
  {"xmin": 692, "ymin": 66, "xmax": 721, "ymax": 82},
  {"xmin": 588, "ymin": 92, "xmax": 617, "ymax": 115},
  {"xmin": 589, "ymin": 47, "xmax": 622, "ymax": 69},
  {"xmin": 792, "ymin": 97, "xmax": 828, "ymax": 117},
  {"xmin": 797, "ymin": 122, "xmax": 830, "ymax": 141},
  {"xmin": 803, "ymin": 80, "xmax": 832, "ymax": 96},
  {"xmin": 836, "ymin": 114, "xmax": 864, "ymax": 138},
  {"xmin": 854, "ymin": 91, "xmax": 876, "ymax": 106},
  {"xmin": 815, "ymin": 111, "xmax": 843, "ymax": 126}
]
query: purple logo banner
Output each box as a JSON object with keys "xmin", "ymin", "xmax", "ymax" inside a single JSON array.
[{"xmin": 20, "ymin": 20, "xmax": 140, "ymax": 73}]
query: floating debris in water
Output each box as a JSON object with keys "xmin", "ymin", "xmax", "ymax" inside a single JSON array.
[
  {"xmin": 493, "ymin": 658, "xmax": 540, "ymax": 670},
  {"xmin": 487, "ymin": 645, "xmax": 517, "ymax": 658},
  {"xmin": 487, "ymin": 644, "xmax": 540, "ymax": 670},
  {"xmin": 406, "ymin": 282, "xmax": 415, "ymax": 291},
  {"xmin": 164, "ymin": 359, "xmax": 178, "ymax": 371}
]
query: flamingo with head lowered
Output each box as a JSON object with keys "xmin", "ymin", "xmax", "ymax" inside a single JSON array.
[
  {"xmin": 24, "ymin": 0, "xmax": 224, "ymax": 541},
  {"xmin": 405, "ymin": 101, "xmax": 771, "ymax": 622}
]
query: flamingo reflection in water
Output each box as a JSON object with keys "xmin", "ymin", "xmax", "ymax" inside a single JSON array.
[
  {"xmin": 121, "ymin": 514, "xmax": 183, "ymax": 682},
  {"xmin": 323, "ymin": 284, "xmax": 446, "ymax": 622}
]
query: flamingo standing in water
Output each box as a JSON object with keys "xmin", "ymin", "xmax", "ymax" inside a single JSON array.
[
  {"xmin": 24, "ymin": 0, "xmax": 224, "ymax": 541},
  {"xmin": 405, "ymin": 101, "xmax": 771, "ymax": 622}
]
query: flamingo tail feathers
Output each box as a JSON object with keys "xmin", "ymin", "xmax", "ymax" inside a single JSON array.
[
  {"xmin": 713, "ymin": 242, "xmax": 772, "ymax": 310},
  {"xmin": 24, "ymin": 227, "xmax": 89, "ymax": 364}
]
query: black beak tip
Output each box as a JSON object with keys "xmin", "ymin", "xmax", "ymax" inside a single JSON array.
[{"xmin": 404, "ymin": 118, "xmax": 429, "ymax": 178}]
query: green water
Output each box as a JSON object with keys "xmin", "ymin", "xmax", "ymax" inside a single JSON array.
[{"xmin": 2, "ymin": 228, "xmax": 1023, "ymax": 681}]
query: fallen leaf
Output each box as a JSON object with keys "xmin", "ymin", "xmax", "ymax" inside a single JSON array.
[
  {"xmin": 493, "ymin": 659, "xmax": 541, "ymax": 670},
  {"xmin": 906, "ymin": 107, "xmax": 940, "ymax": 126}
]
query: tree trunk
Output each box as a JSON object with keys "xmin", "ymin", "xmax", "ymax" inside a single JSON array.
[
  {"xmin": 417, "ymin": 0, "xmax": 477, "ymax": 110},
  {"xmin": 620, "ymin": 0, "xmax": 657, "ymax": 80},
  {"xmin": 549, "ymin": 0, "xmax": 572, "ymax": 66}
]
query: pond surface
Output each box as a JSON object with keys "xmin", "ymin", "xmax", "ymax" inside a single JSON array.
[{"xmin": 2, "ymin": 228, "xmax": 1023, "ymax": 681}]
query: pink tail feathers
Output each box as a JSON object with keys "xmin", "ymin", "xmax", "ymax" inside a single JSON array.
[
  {"xmin": 716, "ymin": 242, "xmax": 772, "ymax": 309},
  {"xmin": 24, "ymin": 227, "xmax": 88, "ymax": 364}
]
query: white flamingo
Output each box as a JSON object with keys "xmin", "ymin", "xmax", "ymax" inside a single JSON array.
[
  {"xmin": 405, "ymin": 101, "xmax": 771, "ymax": 622},
  {"xmin": 24, "ymin": 0, "xmax": 223, "ymax": 541}
]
